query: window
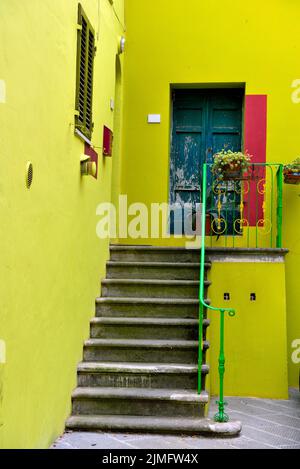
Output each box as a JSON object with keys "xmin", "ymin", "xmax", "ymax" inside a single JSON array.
[{"xmin": 75, "ymin": 4, "xmax": 95, "ymax": 140}]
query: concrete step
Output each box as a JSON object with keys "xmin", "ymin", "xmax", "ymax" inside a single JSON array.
[
  {"xmin": 77, "ymin": 362, "xmax": 209, "ymax": 389},
  {"xmin": 101, "ymin": 279, "xmax": 210, "ymax": 299},
  {"xmin": 90, "ymin": 317, "xmax": 210, "ymax": 340},
  {"xmin": 71, "ymin": 387, "xmax": 208, "ymax": 418},
  {"xmin": 83, "ymin": 338, "xmax": 209, "ymax": 363},
  {"xmin": 66, "ymin": 414, "xmax": 242, "ymax": 436},
  {"xmin": 110, "ymin": 245, "xmax": 202, "ymax": 263},
  {"xmin": 106, "ymin": 261, "xmax": 211, "ymax": 280},
  {"xmin": 96, "ymin": 297, "xmax": 210, "ymax": 318}
]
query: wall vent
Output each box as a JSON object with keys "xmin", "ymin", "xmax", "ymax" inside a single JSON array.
[{"xmin": 26, "ymin": 162, "xmax": 33, "ymax": 189}]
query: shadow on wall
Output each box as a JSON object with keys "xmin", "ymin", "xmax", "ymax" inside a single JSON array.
[{"xmin": 0, "ymin": 340, "xmax": 5, "ymax": 446}]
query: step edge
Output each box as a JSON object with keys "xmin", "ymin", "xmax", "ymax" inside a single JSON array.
[
  {"xmin": 84, "ymin": 339, "xmax": 210, "ymax": 349},
  {"xmin": 72, "ymin": 387, "xmax": 209, "ymax": 402},
  {"xmin": 96, "ymin": 297, "xmax": 211, "ymax": 305},
  {"xmin": 106, "ymin": 261, "xmax": 211, "ymax": 268},
  {"xmin": 110, "ymin": 245, "xmax": 201, "ymax": 252},
  {"xmin": 66, "ymin": 414, "xmax": 242, "ymax": 435},
  {"xmin": 77, "ymin": 362, "xmax": 210, "ymax": 374},
  {"xmin": 101, "ymin": 279, "xmax": 211, "ymax": 286},
  {"xmin": 91, "ymin": 317, "xmax": 210, "ymax": 326}
]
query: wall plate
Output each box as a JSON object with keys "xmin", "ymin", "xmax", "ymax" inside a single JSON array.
[{"xmin": 148, "ymin": 114, "xmax": 161, "ymax": 124}]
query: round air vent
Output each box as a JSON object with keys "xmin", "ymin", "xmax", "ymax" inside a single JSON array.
[{"xmin": 26, "ymin": 162, "xmax": 33, "ymax": 189}]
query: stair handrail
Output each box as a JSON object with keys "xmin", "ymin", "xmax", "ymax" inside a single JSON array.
[
  {"xmin": 198, "ymin": 163, "xmax": 236, "ymax": 423},
  {"xmin": 198, "ymin": 162, "xmax": 284, "ymax": 422}
]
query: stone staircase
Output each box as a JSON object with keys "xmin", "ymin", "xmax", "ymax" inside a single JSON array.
[{"xmin": 66, "ymin": 245, "xmax": 241, "ymax": 435}]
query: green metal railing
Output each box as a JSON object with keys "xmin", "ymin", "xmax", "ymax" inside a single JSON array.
[{"xmin": 198, "ymin": 163, "xmax": 283, "ymax": 422}]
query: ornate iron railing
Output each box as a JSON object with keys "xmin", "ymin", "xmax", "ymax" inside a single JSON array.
[
  {"xmin": 204, "ymin": 163, "xmax": 284, "ymax": 249},
  {"xmin": 198, "ymin": 163, "xmax": 283, "ymax": 422}
]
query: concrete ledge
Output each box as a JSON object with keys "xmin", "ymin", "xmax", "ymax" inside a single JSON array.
[
  {"xmin": 111, "ymin": 244, "xmax": 288, "ymax": 254},
  {"xmin": 205, "ymin": 247, "xmax": 289, "ymax": 263},
  {"xmin": 110, "ymin": 244, "xmax": 289, "ymax": 263}
]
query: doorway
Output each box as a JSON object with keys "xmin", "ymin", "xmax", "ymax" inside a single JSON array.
[{"xmin": 169, "ymin": 88, "xmax": 244, "ymax": 235}]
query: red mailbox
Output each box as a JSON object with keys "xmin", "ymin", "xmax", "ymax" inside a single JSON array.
[{"xmin": 103, "ymin": 126, "xmax": 113, "ymax": 156}]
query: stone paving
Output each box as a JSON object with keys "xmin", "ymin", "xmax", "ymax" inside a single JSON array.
[{"xmin": 52, "ymin": 389, "xmax": 300, "ymax": 449}]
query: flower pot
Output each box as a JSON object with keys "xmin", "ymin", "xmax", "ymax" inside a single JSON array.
[
  {"xmin": 284, "ymin": 170, "xmax": 300, "ymax": 185},
  {"xmin": 222, "ymin": 167, "xmax": 243, "ymax": 181}
]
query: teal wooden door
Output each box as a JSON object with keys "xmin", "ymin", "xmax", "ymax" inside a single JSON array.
[{"xmin": 170, "ymin": 89, "xmax": 243, "ymax": 234}]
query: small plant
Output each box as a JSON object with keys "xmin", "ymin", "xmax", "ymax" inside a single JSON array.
[
  {"xmin": 284, "ymin": 157, "xmax": 300, "ymax": 185},
  {"xmin": 284, "ymin": 157, "xmax": 300, "ymax": 172},
  {"xmin": 212, "ymin": 149, "xmax": 252, "ymax": 180}
]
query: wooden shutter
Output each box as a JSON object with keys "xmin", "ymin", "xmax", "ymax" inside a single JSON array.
[{"xmin": 75, "ymin": 4, "xmax": 95, "ymax": 140}]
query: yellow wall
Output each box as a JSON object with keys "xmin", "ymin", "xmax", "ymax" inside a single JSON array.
[
  {"xmin": 122, "ymin": 0, "xmax": 300, "ymax": 387},
  {"xmin": 0, "ymin": 0, "xmax": 298, "ymax": 449},
  {"xmin": 0, "ymin": 0, "xmax": 124, "ymax": 448},
  {"xmin": 208, "ymin": 261, "xmax": 288, "ymax": 399},
  {"xmin": 284, "ymin": 189, "xmax": 300, "ymax": 388}
]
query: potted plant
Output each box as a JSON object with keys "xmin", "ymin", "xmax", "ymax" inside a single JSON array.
[
  {"xmin": 212, "ymin": 149, "xmax": 252, "ymax": 180},
  {"xmin": 283, "ymin": 158, "xmax": 300, "ymax": 185}
]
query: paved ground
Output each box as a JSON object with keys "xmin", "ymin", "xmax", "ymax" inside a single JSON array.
[{"xmin": 52, "ymin": 389, "xmax": 300, "ymax": 449}]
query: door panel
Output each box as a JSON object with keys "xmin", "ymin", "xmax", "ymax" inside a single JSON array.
[
  {"xmin": 170, "ymin": 91, "xmax": 206, "ymax": 234},
  {"xmin": 175, "ymin": 133, "xmax": 203, "ymax": 196},
  {"xmin": 170, "ymin": 89, "xmax": 243, "ymax": 235},
  {"xmin": 207, "ymin": 92, "xmax": 243, "ymax": 162}
]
